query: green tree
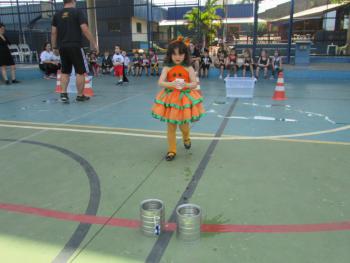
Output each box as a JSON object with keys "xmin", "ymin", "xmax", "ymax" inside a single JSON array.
[
  {"xmin": 331, "ymin": 0, "xmax": 350, "ymax": 54},
  {"xmin": 184, "ymin": 0, "xmax": 222, "ymax": 47}
]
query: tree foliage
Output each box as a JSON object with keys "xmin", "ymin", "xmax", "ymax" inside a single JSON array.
[{"xmin": 184, "ymin": 0, "xmax": 222, "ymax": 47}]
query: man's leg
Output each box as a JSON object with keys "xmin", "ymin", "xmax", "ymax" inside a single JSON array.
[{"xmin": 76, "ymin": 73, "xmax": 85, "ymax": 96}]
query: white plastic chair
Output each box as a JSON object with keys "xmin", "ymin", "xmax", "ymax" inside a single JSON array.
[
  {"xmin": 18, "ymin": 44, "xmax": 33, "ymax": 63},
  {"xmin": 8, "ymin": 44, "xmax": 23, "ymax": 63}
]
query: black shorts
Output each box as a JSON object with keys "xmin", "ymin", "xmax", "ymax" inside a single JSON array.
[
  {"xmin": 201, "ymin": 64, "xmax": 210, "ymax": 70},
  {"xmin": 59, "ymin": 47, "xmax": 88, "ymax": 75}
]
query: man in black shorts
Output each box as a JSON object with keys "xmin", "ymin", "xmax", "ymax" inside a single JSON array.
[{"xmin": 51, "ymin": 0, "xmax": 98, "ymax": 103}]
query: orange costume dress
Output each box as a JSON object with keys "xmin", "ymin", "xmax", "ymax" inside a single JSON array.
[
  {"xmin": 152, "ymin": 64, "xmax": 205, "ymax": 155},
  {"xmin": 152, "ymin": 65, "xmax": 205, "ymax": 124}
]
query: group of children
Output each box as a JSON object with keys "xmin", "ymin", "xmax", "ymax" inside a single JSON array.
[
  {"xmin": 87, "ymin": 47, "xmax": 160, "ymax": 82},
  {"xmin": 215, "ymin": 48, "xmax": 283, "ymax": 79}
]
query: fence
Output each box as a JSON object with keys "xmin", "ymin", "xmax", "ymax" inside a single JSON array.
[{"xmin": 0, "ymin": 0, "xmax": 349, "ymax": 64}]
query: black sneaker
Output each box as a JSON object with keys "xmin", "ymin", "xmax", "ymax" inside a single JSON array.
[
  {"xmin": 76, "ymin": 95, "xmax": 90, "ymax": 102},
  {"xmin": 12, "ymin": 79, "xmax": 20, "ymax": 84},
  {"xmin": 60, "ymin": 93, "xmax": 69, "ymax": 103},
  {"xmin": 5, "ymin": 80, "xmax": 10, "ymax": 85}
]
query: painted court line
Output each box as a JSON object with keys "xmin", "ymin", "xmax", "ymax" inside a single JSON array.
[
  {"xmin": 1, "ymin": 203, "xmax": 350, "ymax": 234},
  {"xmin": 146, "ymin": 98, "xmax": 240, "ymax": 263},
  {"xmin": 0, "ymin": 94, "xmax": 142, "ymax": 151},
  {"xmin": 1, "ymin": 122, "xmax": 350, "ymax": 141}
]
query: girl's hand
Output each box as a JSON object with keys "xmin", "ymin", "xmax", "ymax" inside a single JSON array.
[{"xmin": 173, "ymin": 79, "xmax": 185, "ymax": 90}]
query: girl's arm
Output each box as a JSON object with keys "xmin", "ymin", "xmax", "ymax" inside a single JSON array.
[
  {"xmin": 279, "ymin": 57, "xmax": 283, "ymax": 69},
  {"xmin": 185, "ymin": 67, "xmax": 198, "ymax": 89},
  {"xmin": 158, "ymin": 67, "xmax": 176, "ymax": 89}
]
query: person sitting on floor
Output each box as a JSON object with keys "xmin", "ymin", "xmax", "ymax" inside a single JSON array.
[
  {"xmin": 101, "ymin": 51, "xmax": 113, "ymax": 74},
  {"xmin": 256, "ymin": 49, "xmax": 270, "ymax": 79},
  {"xmin": 39, "ymin": 42, "xmax": 60, "ymax": 79}
]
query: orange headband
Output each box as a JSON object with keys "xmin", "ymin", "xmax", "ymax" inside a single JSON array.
[{"xmin": 170, "ymin": 36, "xmax": 191, "ymax": 47}]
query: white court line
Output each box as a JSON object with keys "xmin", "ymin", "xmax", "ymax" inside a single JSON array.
[
  {"xmin": 0, "ymin": 94, "xmax": 142, "ymax": 151},
  {"xmin": 1, "ymin": 122, "xmax": 350, "ymax": 142}
]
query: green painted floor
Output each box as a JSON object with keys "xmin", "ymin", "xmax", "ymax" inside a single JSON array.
[{"xmin": 0, "ymin": 75, "xmax": 350, "ymax": 263}]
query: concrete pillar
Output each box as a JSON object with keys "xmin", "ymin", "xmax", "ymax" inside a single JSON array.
[{"xmin": 86, "ymin": 0, "xmax": 98, "ymax": 49}]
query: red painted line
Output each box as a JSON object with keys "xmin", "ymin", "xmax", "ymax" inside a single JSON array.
[{"xmin": 1, "ymin": 203, "xmax": 350, "ymax": 233}]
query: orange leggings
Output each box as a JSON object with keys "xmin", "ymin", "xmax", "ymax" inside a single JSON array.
[{"xmin": 167, "ymin": 123, "xmax": 190, "ymax": 154}]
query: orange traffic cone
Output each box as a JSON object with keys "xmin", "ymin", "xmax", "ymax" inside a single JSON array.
[
  {"xmin": 55, "ymin": 70, "xmax": 62, "ymax": 93},
  {"xmin": 83, "ymin": 74, "xmax": 94, "ymax": 97},
  {"xmin": 272, "ymin": 71, "xmax": 287, "ymax": 100}
]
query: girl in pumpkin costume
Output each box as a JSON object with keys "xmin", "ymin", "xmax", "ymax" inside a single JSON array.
[{"xmin": 152, "ymin": 37, "xmax": 205, "ymax": 161}]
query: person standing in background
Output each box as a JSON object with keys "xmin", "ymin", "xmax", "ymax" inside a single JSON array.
[
  {"xmin": 51, "ymin": 0, "xmax": 98, "ymax": 103},
  {"xmin": 0, "ymin": 23, "xmax": 20, "ymax": 85}
]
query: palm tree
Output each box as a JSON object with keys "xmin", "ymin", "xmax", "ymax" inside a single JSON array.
[{"xmin": 184, "ymin": 0, "xmax": 223, "ymax": 47}]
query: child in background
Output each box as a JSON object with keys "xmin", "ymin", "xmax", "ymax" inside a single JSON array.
[
  {"xmin": 89, "ymin": 51, "xmax": 99, "ymax": 77},
  {"xmin": 226, "ymin": 48, "xmax": 238, "ymax": 78},
  {"xmin": 214, "ymin": 51, "xmax": 226, "ymax": 79},
  {"xmin": 256, "ymin": 49, "xmax": 270, "ymax": 79},
  {"xmin": 101, "ymin": 51, "xmax": 113, "ymax": 74},
  {"xmin": 271, "ymin": 50, "xmax": 283, "ymax": 79},
  {"xmin": 242, "ymin": 48, "xmax": 254, "ymax": 78},
  {"xmin": 122, "ymin": 50, "xmax": 131, "ymax": 76},
  {"xmin": 132, "ymin": 52, "xmax": 142, "ymax": 76},
  {"xmin": 112, "ymin": 45, "xmax": 124, "ymax": 85},
  {"xmin": 200, "ymin": 49, "xmax": 212, "ymax": 78},
  {"xmin": 149, "ymin": 49, "xmax": 159, "ymax": 76},
  {"xmin": 141, "ymin": 53, "xmax": 150, "ymax": 76},
  {"xmin": 151, "ymin": 37, "xmax": 205, "ymax": 161}
]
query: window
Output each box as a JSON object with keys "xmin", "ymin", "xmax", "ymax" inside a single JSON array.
[
  {"xmin": 108, "ymin": 21, "xmax": 121, "ymax": 32},
  {"xmin": 137, "ymin": 22, "xmax": 142, "ymax": 33}
]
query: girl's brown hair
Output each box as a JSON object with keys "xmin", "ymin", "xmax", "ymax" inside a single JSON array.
[{"xmin": 164, "ymin": 40, "xmax": 191, "ymax": 66}]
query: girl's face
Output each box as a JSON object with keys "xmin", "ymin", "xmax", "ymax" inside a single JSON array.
[
  {"xmin": 45, "ymin": 43, "xmax": 51, "ymax": 51},
  {"xmin": 142, "ymin": 54, "xmax": 146, "ymax": 58},
  {"xmin": 115, "ymin": 47, "xmax": 120, "ymax": 53},
  {"xmin": 171, "ymin": 48, "xmax": 185, "ymax": 65},
  {"xmin": 122, "ymin": 51, "xmax": 126, "ymax": 56},
  {"xmin": 104, "ymin": 52, "xmax": 109, "ymax": 56},
  {"xmin": 231, "ymin": 50, "xmax": 236, "ymax": 55},
  {"xmin": 135, "ymin": 53, "xmax": 139, "ymax": 58},
  {"xmin": 0, "ymin": 26, "xmax": 5, "ymax": 34},
  {"xmin": 261, "ymin": 51, "xmax": 267, "ymax": 57},
  {"xmin": 274, "ymin": 51, "xmax": 279, "ymax": 57}
]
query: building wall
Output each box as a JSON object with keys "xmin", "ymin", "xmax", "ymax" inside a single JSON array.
[
  {"xmin": 95, "ymin": 0, "xmax": 133, "ymax": 51},
  {"xmin": 131, "ymin": 17, "xmax": 148, "ymax": 42}
]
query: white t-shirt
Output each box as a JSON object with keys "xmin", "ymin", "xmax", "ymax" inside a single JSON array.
[
  {"xmin": 112, "ymin": 53, "xmax": 124, "ymax": 65},
  {"xmin": 51, "ymin": 54, "xmax": 60, "ymax": 62},
  {"xmin": 40, "ymin": 51, "xmax": 53, "ymax": 64},
  {"xmin": 123, "ymin": 56, "xmax": 130, "ymax": 66}
]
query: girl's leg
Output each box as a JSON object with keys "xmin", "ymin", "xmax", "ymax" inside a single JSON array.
[
  {"xmin": 179, "ymin": 123, "xmax": 190, "ymax": 147},
  {"xmin": 234, "ymin": 65, "xmax": 237, "ymax": 77},
  {"xmin": 2, "ymin": 66, "xmax": 8, "ymax": 81},
  {"xmin": 242, "ymin": 66, "xmax": 246, "ymax": 77},
  {"xmin": 250, "ymin": 65, "xmax": 254, "ymax": 78},
  {"xmin": 220, "ymin": 66, "xmax": 224, "ymax": 78},
  {"xmin": 10, "ymin": 65, "xmax": 16, "ymax": 80},
  {"xmin": 167, "ymin": 123, "xmax": 177, "ymax": 154},
  {"xmin": 256, "ymin": 66, "xmax": 260, "ymax": 78},
  {"xmin": 264, "ymin": 66, "xmax": 268, "ymax": 78}
]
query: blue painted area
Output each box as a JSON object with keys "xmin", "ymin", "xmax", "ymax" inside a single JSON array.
[
  {"xmin": 284, "ymin": 69, "xmax": 350, "ymax": 81},
  {"xmin": 310, "ymin": 56, "xmax": 350, "ymax": 63},
  {"xmin": 0, "ymin": 75, "xmax": 349, "ymax": 143},
  {"xmin": 13, "ymin": 67, "xmax": 43, "ymax": 81}
]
